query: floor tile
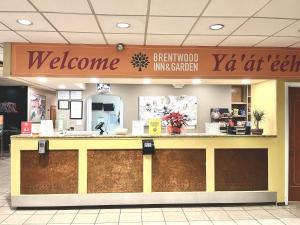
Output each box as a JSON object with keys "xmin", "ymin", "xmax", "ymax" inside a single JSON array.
[
  {"xmin": 190, "ymin": 222, "xmax": 213, "ymax": 225},
  {"xmin": 96, "ymin": 212, "xmax": 120, "ymax": 223},
  {"xmin": 1, "ymin": 214, "xmax": 31, "ymax": 224},
  {"xmin": 95, "ymin": 223, "xmax": 118, "ymax": 225},
  {"xmin": 223, "ymin": 207, "xmax": 244, "ymax": 211},
  {"xmin": 48, "ymin": 213, "xmax": 77, "ymax": 224},
  {"xmin": 57, "ymin": 209, "xmax": 78, "ymax": 214},
  {"xmin": 182, "ymin": 207, "xmax": 203, "ymax": 212},
  {"xmin": 226, "ymin": 210, "xmax": 253, "ymax": 220},
  {"xmin": 184, "ymin": 211, "xmax": 209, "ymax": 221},
  {"xmin": 0, "ymin": 215, "xmax": 9, "ymax": 223},
  {"xmin": 246, "ymin": 209, "xmax": 275, "ymax": 219},
  {"xmin": 119, "ymin": 212, "xmax": 141, "ymax": 223},
  {"xmin": 119, "ymin": 223, "xmax": 143, "ymax": 225},
  {"xmin": 121, "ymin": 208, "xmax": 142, "ymax": 213},
  {"xmin": 14, "ymin": 209, "xmax": 37, "ymax": 215},
  {"xmin": 202, "ymin": 207, "xmax": 223, "ymax": 211},
  {"xmin": 267, "ymin": 209, "xmax": 296, "ymax": 218},
  {"xmin": 258, "ymin": 219, "xmax": 285, "ymax": 225},
  {"xmin": 212, "ymin": 221, "xmax": 237, "ymax": 225},
  {"xmin": 243, "ymin": 206, "xmax": 264, "ymax": 210},
  {"xmin": 205, "ymin": 210, "xmax": 231, "ymax": 221},
  {"xmin": 162, "ymin": 208, "xmax": 183, "ymax": 212},
  {"xmin": 142, "ymin": 212, "xmax": 164, "ymax": 222},
  {"xmin": 0, "ymin": 206, "xmax": 14, "ymax": 215},
  {"xmin": 72, "ymin": 213, "xmax": 98, "ymax": 223},
  {"xmin": 235, "ymin": 220, "xmax": 260, "ymax": 225},
  {"xmin": 165, "ymin": 222, "xmax": 189, "ymax": 225},
  {"xmin": 280, "ymin": 218, "xmax": 300, "ymax": 225},
  {"xmin": 142, "ymin": 222, "xmax": 166, "ymax": 225},
  {"xmin": 142, "ymin": 208, "xmax": 162, "ymax": 212},
  {"xmin": 78, "ymin": 209, "xmax": 100, "ymax": 214},
  {"xmin": 34, "ymin": 209, "xmax": 58, "ymax": 215},
  {"xmin": 24, "ymin": 214, "xmax": 53, "ymax": 224},
  {"xmin": 163, "ymin": 211, "xmax": 187, "ymax": 222},
  {"xmin": 100, "ymin": 209, "xmax": 120, "ymax": 213}
]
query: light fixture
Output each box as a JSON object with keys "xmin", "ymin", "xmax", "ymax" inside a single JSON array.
[
  {"xmin": 116, "ymin": 43, "xmax": 125, "ymax": 52},
  {"xmin": 37, "ymin": 77, "xmax": 48, "ymax": 83},
  {"xmin": 192, "ymin": 79, "xmax": 202, "ymax": 84},
  {"xmin": 209, "ymin": 24, "xmax": 224, "ymax": 30},
  {"xmin": 241, "ymin": 79, "xmax": 251, "ymax": 85},
  {"xmin": 117, "ymin": 22, "xmax": 130, "ymax": 28},
  {"xmin": 17, "ymin": 19, "xmax": 33, "ymax": 26},
  {"xmin": 58, "ymin": 85, "xmax": 66, "ymax": 89},
  {"xmin": 90, "ymin": 78, "xmax": 99, "ymax": 83},
  {"xmin": 143, "ymin": 78, "xmax": 151, "ymax": 84}
]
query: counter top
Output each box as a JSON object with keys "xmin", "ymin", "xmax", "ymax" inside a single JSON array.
[{"xmin": 11, "ymin": 132, "xmax": 277, "ymax": 139}]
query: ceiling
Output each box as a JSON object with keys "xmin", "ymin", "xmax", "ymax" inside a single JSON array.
[{"xmin": 0, "ymin": 0, "xmax": 299, "ymax": 51}]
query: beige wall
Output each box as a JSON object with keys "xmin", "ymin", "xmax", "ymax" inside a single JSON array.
[
  {"xmin": 82, "ymin": 84, "xmax": 232, "ymax": 132},
  {"xmin": 251, "ymin": 80, "xmax": 277, "ymax": 135}
]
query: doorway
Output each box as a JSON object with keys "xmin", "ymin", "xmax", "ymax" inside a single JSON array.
[{"xmin": 289, "ymin": 87, "xmax": 300, "ymax": 201}]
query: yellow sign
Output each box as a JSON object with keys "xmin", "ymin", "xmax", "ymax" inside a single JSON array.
[{"xmin": 148, "ymin": 118, "xmax": 161, "ymax": 135}]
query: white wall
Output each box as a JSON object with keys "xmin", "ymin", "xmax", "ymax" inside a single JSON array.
[{"xmin": 81, "ymin": 84, "xmax": 232, "ymax": 132}]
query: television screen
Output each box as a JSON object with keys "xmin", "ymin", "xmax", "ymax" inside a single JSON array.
[
  {"xmin": 92, "ymin": 103, "xmax": 103, "ymax": 111},
  {"xmin": 103, "ymin": 104, "xmax": 114, "ymax": 111}
]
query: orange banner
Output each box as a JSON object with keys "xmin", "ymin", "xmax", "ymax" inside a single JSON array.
[{"xmin": 11, "ymin": 43, "xmax": 300, "ymax": 79}]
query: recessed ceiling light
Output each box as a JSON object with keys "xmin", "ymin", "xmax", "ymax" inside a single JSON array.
[
  {"xmin": 117, "ymin": 22, "xmax": 130, "ymax": 28},
  {"xmin": 37, "ymin": 77, "xmax": 48, "ymax": 83},
  {"xmin": 209, "ymin": 24, "xmax": 224, "ymax": 30},
  {"xmin": 90, "ymin": 78, "xmax": 99, "ymax": 83},
  {"xmin": 58, "ymin": 85, "xmax": 66, "ymax": 89},
  {"xmin": 17, "ymin": 19, "xmax": 33, "ymax": 26},
  {"xmin": 241, "ymin": 79, "xmax": 251, "ymax": 85},
  {"xmin": 143, "ymin": 78, "xmax": 151, "ymax": 84},
  {"xmin": 192, "ymin": 79, "xmax": 202, "ymax": 84}
]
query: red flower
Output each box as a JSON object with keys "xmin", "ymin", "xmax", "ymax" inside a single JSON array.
[{"xmin": 162, "ymin": 112, "xmax": 187, "ymax": 128}]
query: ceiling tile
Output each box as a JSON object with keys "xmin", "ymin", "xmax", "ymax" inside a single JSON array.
[
  {"xmin": 290, "ymin": 41, "xmax": 300, "ymax": 48},
  {"xmin": 234, "ymin": 18, "xmax": 295, "ymax": 36},
  {"xmin": 97, "ymin": 16, "xmax": 146, "ymax": 34},
  {"xmin": 18, "ymin": 31, "xmax": 67, "ymax": 43},
  {"xmin": 183, "ymin": 35, "xmax": 226, "ymax": 46},
  {"xmin": 191, "ymin": 17, "xmax": 247, "ymax": 35},
  {"xmin": 150, "ymin": 0, "xmax": 209, "ymax": 16},
  {"xmin": 0, "ymin": 12, "xmax": 54, "ymax": 31},
  {"xmin": 62, "ymin": 32, "xmax": 105, "ymax": 44},
  {"xmin": 219, "ymin": 35, "xmax": 267, "ymax": 46},
  {"xmin": 0, "ymin": 31, "xmax": 27, "ymax": 43},
  {"xmin": 31, "ymin": 0, "xmax": 91, "ymax": 13},
  {"xmin": 44, "ymin": 13, "xmax": 99, "ymax": 32},
  {"xmin": 203, "ymin": 0, "xmax": 270, "ymax": 17},
  {"xmin": 256, "ymin": 36, "xmax": 300, "ymax": 47},
  {"xmin": 146, "ymin": 35, "xmax": 185, "ymax": 45},
  {"xmin": 148, "ymin": 17, "xmax": 197, "ymax": 34},
  {"xmin": 90, "ymin": 0, "xmax": 148, "ymax": 15},
  {"xmin": 105, "ymin": 34, "xmax": 144, "ymax": 45},
  {"xmin": 0, "ymin": 23, "xmax": 9, "ymax": 31},
  {"xmin": 275, "ymin": 21, "xmax": 300, "ymax": 37},
  {"xmin": 256, "ymin": 0, "xmax": 300, "ymax": 19},
  {"xmin": 0, "ymin": 0, "xmax": 35, "ymax": 11}
]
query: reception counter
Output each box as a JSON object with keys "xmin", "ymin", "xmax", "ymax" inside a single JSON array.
[{"xmin": 10, "ymin": 134, "xmax": 279, "ymax": 207}]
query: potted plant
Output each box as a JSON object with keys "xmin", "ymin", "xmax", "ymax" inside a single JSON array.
[
  {"xmin": 162, "ymin": 112, "xmax": 187, "ymax": 134},
  {"xmin": 251, "ymin": 109, "xmax": 265, "ymax": 135}
]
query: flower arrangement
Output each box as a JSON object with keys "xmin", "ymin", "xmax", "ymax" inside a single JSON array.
[{"xmin": 162, "ymin": 112, "xmax": 187, "ymax": 134}]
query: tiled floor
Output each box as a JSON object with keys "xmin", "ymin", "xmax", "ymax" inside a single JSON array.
[{"xmin": 1, "ymin": 157, "xmax": 300, "ymax": 225}]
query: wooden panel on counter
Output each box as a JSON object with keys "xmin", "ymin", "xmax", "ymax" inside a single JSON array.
[
  {"xmin": 152, "ymin": 149, "xmax": 206, "ymax": 192},
  {"xmin": 21, "ymin": 150, "xmax": 78, "ymax": 194},
  {"xmin": 215, "ymin": 148, "xmax": 268, "ymax": 191},
  {"xmin": 87, "ymin": 150, "xmax": 143, "ymax": 193}
]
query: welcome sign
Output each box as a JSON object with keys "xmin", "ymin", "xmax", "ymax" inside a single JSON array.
[{"xmin": 10, "ymin": 43, "xmax": 300, "ymax": 79}]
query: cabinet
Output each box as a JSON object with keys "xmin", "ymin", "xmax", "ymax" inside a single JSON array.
[{"xmin": 231, "ymin": 85, "xmax": 251, "ymax": 123}]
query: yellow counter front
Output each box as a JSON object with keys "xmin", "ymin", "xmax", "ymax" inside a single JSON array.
[{"xmin": 10, "ymin": 134, "xmax": 280, "ymax": 207}]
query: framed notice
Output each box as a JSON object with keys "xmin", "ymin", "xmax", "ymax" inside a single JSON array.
[
  {"xmin": 57, "ymin": 90, "xmax": 70, "ymax": 100},
  {"xmin": 58, "ymin": 100, "xmax": 69, "ymax": 110},
  {"xmin": 70, "ymin": 101, "xmax": 83, "ymax": 119},
  {"xmin": 70, "ymin": 91, "xmax": 82, "ymax": 100}
]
